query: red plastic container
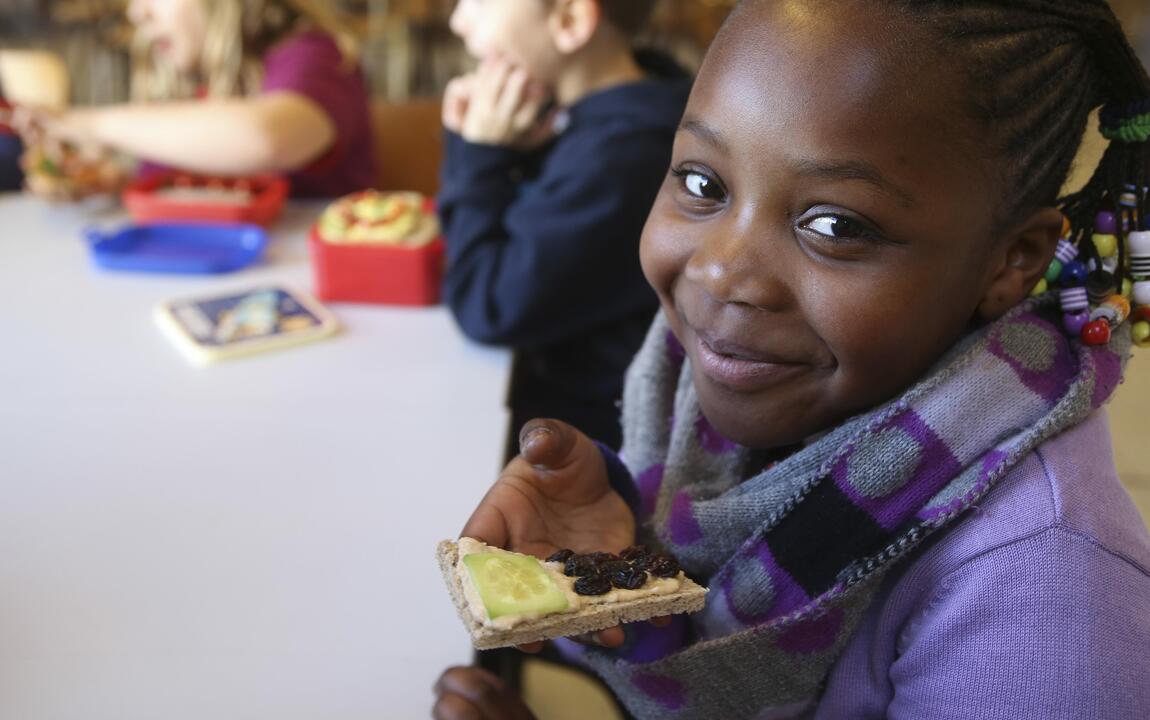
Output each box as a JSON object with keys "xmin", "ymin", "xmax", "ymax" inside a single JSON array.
[
  {"xmin": 123, "ymin": 173, "xmax": 289, "ymax": 226},
  {"xmin": 308, "ymin": 225, "xmax": 445, "ymax": 306}
]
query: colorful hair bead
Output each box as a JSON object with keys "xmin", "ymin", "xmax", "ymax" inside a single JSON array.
[
  {"xmin": 1030, "ymin": 278, "xmax": 1048, "ymax": 297},
  {"xmin": 1093, "ymin": 294, "xmax": 1131, "ymax": 325},
  {"xmin": 1090, "ymin": 304, "xmax": 1119, "ymax": 325},
  {"xmin": 1060, "ymin": 259, "xmax": 1088, "ymax": 286},
  {"xmin": 1094, "ymin": 211, "xmax": 1118, "ymax": 234},
  {"xmin": 1134, "ymin": 281, "xmax": 1150, "ymax": 306},
  {"xmin": 1060, "ymin": 287, "xmax": 1089, "ymax": 313},
  {"xmin": 1133, "ymin": 321, "xmax": 1150, "ymax": 348},
  {"xmin": 1045, "ymin": 259, "xmax": 1064, "ymax": 283},
  {"xmin": 1130, "ymin": 230, "xmax": 1150, "ymax": 281},
  {"xmin": 1054, "ymin": 238, "xmax": 1078, "ymax": 264},
  {"xmin": 1086, "ymin": 270, "xmax": 1117, "ymax": 306},
  {"xmin": 1092, "ymin": 233, "xmax": 1118, "ymax": 258},
  {"xmin": 1063, "ymin": 309, "xmax": 1091, "ymax": 335},
  {"xmin": 1082, "ymin": 318, "xmax": 1112, "ymax": 345}
]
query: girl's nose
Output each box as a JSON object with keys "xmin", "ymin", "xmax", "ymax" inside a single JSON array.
[{"xmin": 683, "ymin": 226, "xmax": 792, "ymax": 311}]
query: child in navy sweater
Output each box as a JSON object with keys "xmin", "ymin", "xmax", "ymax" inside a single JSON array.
[{"xmin": 437, "ymin": 0, "xmax": 691, "ymax": 453}]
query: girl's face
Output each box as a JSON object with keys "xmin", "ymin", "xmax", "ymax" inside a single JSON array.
[
  {"xmin": 449, "ymin": 0, "xmax": 562, "ymax": 79},
  {"xmin": 128, "ymin": 0, "xmax": 206, "ymax": 73},
  {"xmin": 641, "ymin": 0, "xmax": 1008, "ymax": 450}
]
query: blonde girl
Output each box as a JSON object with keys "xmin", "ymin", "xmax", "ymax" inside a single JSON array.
[{"xmin": 28, "ymin": 0, "xmax": 375, "ymax": 197}]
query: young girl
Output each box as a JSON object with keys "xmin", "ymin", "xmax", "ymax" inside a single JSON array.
[
  {"xmin": 23, "ymin": 0, "xmax": 375, "ymax": 198},
  {"xmin": 432, "ymin": 1, "xmax": 1150, "ymax": 718}
]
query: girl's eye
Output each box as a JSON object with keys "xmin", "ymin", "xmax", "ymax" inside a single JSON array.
[
  {"xmin": 672, "ymin": 167, "xmax": 726, "ymax": 202},
  {"xmin": 800, "ymin": 214, "xmax": 881, "ymax": 244},
  {"xmin": 685, "ymin": 172, "xmax": 718, "ymax": 198}
]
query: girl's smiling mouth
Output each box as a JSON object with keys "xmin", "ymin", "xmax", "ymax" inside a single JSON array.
[{"xmin": 692, "ymin": 330, "xmax": 810, "ymax": 392}]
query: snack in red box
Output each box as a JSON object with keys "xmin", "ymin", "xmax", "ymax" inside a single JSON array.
[
  {"xmin": 123, "ymin": 172, "xmax": 288, "ymax": 226},
  {"xmin": 309, "ymin": 190, "xmax": 445, "ymax": 306},
  {"xmin": 316, "ymin": 190, "xmax": 439, "ymax": 246}
]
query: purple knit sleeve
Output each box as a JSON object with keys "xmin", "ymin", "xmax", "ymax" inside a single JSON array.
[{"xmin": 886, "ymin": 526, "xmax": 1150, "ymax": 720}]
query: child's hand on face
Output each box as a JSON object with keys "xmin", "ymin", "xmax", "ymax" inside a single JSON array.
[
  {"xmin": 462, "ymin": 418, "xmax": 636, "ymax": 651},
  {"xmin": 433, "ymin": 666, "xmax": 536, "ymax": 720},
  {"xmin": 442, "ymin": 73, "xmax": 476, "ymax": 135},
  {"xmin": 457, "ymin": 57, "xmax": 555, "ymax": 149}
]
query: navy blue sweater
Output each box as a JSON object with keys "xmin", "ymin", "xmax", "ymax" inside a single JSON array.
[{"xmin": 438, "ymin": 52, "xmax": 691, "ymax": 451}]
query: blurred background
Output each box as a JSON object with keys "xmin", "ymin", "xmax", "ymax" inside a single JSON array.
[{"xmin": 0, "ymin": 0, "xmax": 738, "ymax": 104}]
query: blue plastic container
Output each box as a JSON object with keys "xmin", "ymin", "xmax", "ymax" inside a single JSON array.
[{"xmin": 86, "ymin": 223, "xmax": 268, "ymax": 274}]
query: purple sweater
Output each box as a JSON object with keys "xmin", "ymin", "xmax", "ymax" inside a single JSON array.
[{"xmin": 812, "ymin": 410, "xmax": 1150, "ymax": 718}]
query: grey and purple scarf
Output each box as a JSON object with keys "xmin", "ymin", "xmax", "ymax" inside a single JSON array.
[{"xmin": 583, "ymin": 297, "xmax": 1130, "ymax": 719}]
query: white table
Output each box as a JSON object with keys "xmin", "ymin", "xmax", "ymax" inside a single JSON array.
[{"xmin": 0, "ymin": 194, "xmax": 511, "ymax": 720}]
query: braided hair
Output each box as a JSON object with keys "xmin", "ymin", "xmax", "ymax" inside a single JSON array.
[{"xmin": 892, "ymin": 0, "xmax": 1150, "ymax": 309}]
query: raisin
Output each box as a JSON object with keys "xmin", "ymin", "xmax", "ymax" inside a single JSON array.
[
  {"xmin": 629, "ymin": 554, "xmax": 656, "ymax": 572},
  {"xmin": 598, "ymin": 560, "xmax": 631, "ymax": 576},
  {"xmin": 564, "ymin": 554, "xmax": 598, "ymax": 577},
  {"xmin": 573, "ymin": 574, "xmax": 612, "ymax": 596},
  {"xmin": 586, "ymin": 552, "xmax": 619, "ymax": 566},
  {"xmin": 649, "ymin": 556, "xmax": 681, "ymax": 578},
  {"xmin": 611, "ymin": 567, "xmax": 648, "ymax": 590},
  {"xmin": 619, "ymin": 545, "xmax": 651, "ymax": 562},
  {"xmin": 546, "ymin": 549, "xmax": 575, "ymax": 564}
]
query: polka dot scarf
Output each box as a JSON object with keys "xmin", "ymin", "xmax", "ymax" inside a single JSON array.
[{"xmin": 583, "ymin": 297, "xmax": 1130, "ymax": 719}]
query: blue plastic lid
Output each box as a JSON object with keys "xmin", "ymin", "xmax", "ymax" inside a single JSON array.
[{"xmin": 86, "ymin": 223, "xmax": 268, "ymax": 274}]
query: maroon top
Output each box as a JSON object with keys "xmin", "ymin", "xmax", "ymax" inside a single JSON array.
[
  {"xmin": 139, "ymin": 31, "xmax": 377, "ymax": 198},
  {"xmin": 261, "ymin": 31, "xmax": 377, "ymax": 198}
]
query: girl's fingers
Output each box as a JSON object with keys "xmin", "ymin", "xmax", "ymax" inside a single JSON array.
[
  {"xmin": 515, "ymin": 641, "xmax": 545, "ymax": 654},
  {"xmin": 432, "ymin": 693, "xmax": 479, "ymax": 720},
  {"xmin": 433, "ymin": 666, "xmax": 535, "ymax": 720},
  {"xmin": 460, "ymin": 497, "xmax": 511, "ymax": 551},
  {"xmin": 568, "ymin": 625, "xmax": 626, "ymax": 648}
]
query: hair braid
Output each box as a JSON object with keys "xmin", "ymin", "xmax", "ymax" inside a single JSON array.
[{"xmin": 896, "ymin": 0, "xmax": 1150, "ymax": 313}]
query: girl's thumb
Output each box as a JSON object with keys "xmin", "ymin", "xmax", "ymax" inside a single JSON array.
[{"xmin": 518, "ymin": 418, "xmax": 577, "ymax": 469}]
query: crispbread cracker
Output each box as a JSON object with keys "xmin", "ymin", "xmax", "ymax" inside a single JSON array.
[{"xmin": 437, "ymin": 540, "xmax": 708, "ymax": 650}]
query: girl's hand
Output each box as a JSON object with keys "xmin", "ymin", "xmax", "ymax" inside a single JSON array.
[
  {"xmin": 458, "ymin": 57, "xmax": 555, "ymax": 149},
  {"xmin": 11, "ymin": 105, "xmax": 98, "ymax": 150},
  {"xmin": 462, "ymin": 418, "xmax": 636, "ymax": 651},
  {"xmin": 433, "ymin": 666, "xmax": 536, "ymax": 720}
]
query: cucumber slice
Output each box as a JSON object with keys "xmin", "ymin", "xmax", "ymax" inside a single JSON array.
[{"xmin": 463, "ymin": 550, "xmax": 569, "ymax": 620}]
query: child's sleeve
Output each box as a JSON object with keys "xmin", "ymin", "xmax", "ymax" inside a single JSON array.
[
  {"xmin": 436, "ymin": 126, "xmax": 665, "ymax": 347},
  {"xmin": 883, "ymin": 527, "xmax": 1150, "ymax": 719},
  {"xmin": 595, "ymin": 441, "xmax": 641, "ymax": 518}
]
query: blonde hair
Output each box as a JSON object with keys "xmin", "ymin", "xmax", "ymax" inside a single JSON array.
[{"xmin": 131, "ymin": 0, "xmax": 360, "ymax": 101}]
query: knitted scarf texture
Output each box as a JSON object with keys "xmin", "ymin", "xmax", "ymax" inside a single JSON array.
[{"xmin": 583, "ymin": 297, "xmax": 1129, "ymax": 720}]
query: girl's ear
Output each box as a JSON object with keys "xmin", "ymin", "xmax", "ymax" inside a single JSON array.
[
  {"xmin": 976, "ymin": 207, "xmax": 1065, "ymax": 321},
  {"xmin": 548, "ymin": 0, "xmax": 601, "ymax": 55}
]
